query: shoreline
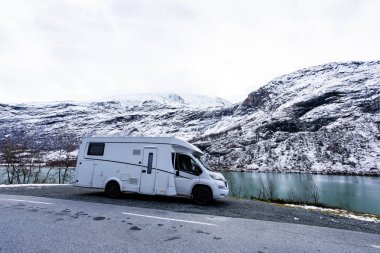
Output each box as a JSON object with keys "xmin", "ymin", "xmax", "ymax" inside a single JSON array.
[{"xmin": 220, "ymin": 169, "xmax": 380, "ymax": 177}]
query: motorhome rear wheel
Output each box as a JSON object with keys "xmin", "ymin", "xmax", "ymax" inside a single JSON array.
[{"xmin": 105, "ymin": 181, "xmax": 121, "ymax": 198}]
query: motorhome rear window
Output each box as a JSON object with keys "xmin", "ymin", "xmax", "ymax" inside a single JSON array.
[{"xmin": 87, "ymin": 143, "xmax": 105, "ymax": 156}]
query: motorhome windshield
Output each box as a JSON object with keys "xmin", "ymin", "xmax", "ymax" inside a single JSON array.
[{"xmin": 194, "ymin": 154, "xmax": 215, "ymax": 171}]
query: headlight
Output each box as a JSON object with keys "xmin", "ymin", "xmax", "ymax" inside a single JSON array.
[{"xmin": 209, "ymin": 173, "xmax": 224, "ymax": 181}]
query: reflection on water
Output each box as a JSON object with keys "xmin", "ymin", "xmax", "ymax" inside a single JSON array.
[{"xmin": 222, "ymin": 172, "xmax": 380, "ymax": 215}]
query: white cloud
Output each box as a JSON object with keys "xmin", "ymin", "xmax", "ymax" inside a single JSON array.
[{"xmin": 0, "ymin": 0, "xmax": 379, "ymax": 103}]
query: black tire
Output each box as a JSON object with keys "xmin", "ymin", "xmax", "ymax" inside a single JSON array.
[
  {"xmin": 192, "ymin": 186, "xmax": 213, "ymax": 205},
  {"xmin": 105, "ymin": 181, "xmax": 121, "ymax": 198}
]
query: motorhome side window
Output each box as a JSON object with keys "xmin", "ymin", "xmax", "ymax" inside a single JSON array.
[
  {"xmin": 147, "ymin": 153, "xmax": 153, "ymax": 174},
  {"xmin": 171, "ymin": 153, "xmax": 176, "ymax": 168},
  {"xmin": 175, "ymin": 154, "xmax": 202, "ymax": 175},
  {"xmin": 87, "ymin": 143, "xmax": 105, "ymax": 156}
]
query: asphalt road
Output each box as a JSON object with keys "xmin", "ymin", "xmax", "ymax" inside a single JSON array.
[
  {"xmin": 1, "ymin": 185, "xmax": 379, "ymax": 235},
  {"xmin": 0, "ymin": 194, "xmax": 379, "ymax": 253}
]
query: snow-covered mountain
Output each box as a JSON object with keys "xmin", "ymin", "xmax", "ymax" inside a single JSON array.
[
  {"xmin": 1, "ymin": 61, "xmax": 379, "ymax": 175},
  {"xmin": 93, "ymin": 93, "xmax": 231, "ymax": 109},
  {"xmin": 0, "ymin": 93, "xmax": 232, "ymax": 144},
  {"xmin": 194, "ymin": 61, "xmax": 380, "ymax": 175}
]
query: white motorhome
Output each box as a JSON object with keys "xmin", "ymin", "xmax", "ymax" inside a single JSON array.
[{"xmin": 74, "ymin": 137, "xmax": 229, "ymax": 204}]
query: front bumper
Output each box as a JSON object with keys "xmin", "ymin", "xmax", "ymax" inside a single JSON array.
[{"xmin": 212, "ymin": 180, "xmax": 229, "ymax": 199}]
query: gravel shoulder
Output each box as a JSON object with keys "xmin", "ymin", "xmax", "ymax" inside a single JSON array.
[{"xmin": 1, "ymin": 184, "xmax": 379, "ymax": 235}]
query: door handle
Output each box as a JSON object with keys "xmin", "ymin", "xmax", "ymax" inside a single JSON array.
[{"xmin": 142, "ymin": 170, "xmax": 146, "ymax": 173}]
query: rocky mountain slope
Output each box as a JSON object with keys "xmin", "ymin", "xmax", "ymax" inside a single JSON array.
[
  {"xmin": 194, "ymin": 61, "xmax": 380, "ymax": 175},
  {"xmin": 1, "ymin": 61, "xmax": 379, "ymax": 175},
  {"xmin": 0, "ymin": 93, "xmax": 232, "ymax": 148}
]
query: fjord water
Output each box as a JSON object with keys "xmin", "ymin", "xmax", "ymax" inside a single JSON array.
[
  {"xmin": 1, "ymin": 167, "xmax": 379, "ymax": 215},
  {"xmin": 222, "ymin": 172, "xmax": 380, "ymax": 215}
]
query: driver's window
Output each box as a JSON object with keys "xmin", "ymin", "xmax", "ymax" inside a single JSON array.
[{"xmin": 175, "ymin": 154, "xmax": 201, "ymax": 175}]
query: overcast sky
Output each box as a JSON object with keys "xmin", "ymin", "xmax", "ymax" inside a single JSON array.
[{"xmin": 0, "ymin": 0, "xmax": 379, "ymax": 104}]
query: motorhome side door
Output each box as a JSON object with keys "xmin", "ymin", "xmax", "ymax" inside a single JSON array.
[
  {"xmin": 76, "ymin": 160, "xmax": 95, "ymax": 186},
  {"xmin": 174, "ymin": 154, "xmax": 201, "ymax": 196},
  {"xmin": 139, "ymin": 147, "xmax": 157, "ymax": 195}
]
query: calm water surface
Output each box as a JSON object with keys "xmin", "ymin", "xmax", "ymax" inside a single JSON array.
[
  {"xmin": 222, "ymin": 172, "xmax": 380, "ymax": 215},
  {"xmin": 1, "ymin": 168, "xmax": 379, "ymax": 215}
]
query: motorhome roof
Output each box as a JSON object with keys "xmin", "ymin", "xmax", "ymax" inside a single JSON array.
[{"xmin": 82, "ymin": 136, "xmax": 203, "ymax": 154}]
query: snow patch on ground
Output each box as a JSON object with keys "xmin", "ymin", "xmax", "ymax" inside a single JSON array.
[{"xmin": 286, "ymin": 204, "xmax": 380, "ymax": 223}]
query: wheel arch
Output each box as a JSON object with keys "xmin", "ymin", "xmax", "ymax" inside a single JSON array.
[
  {"xmin": 191, "ymin": 184, "xmax": 213, "ymax": 196},
  {"xmin": 104, "ymin": 177, "xmax": 122, "ymax": 191}
]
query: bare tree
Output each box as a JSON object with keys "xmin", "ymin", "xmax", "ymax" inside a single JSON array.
[
  {"xmin": 1, "ymin": 134, "xmax": 57, "ymax": 184},
  {"xmin": 2, "ymin": 139, "xmax": 13, "ymax": 183},
  {"xmin": 267, "ymin": 178, "xmax": 278, "ymax": 199},
  {"xmin": 257, "ymin": 176, "xmax": 278, "ymax": 200},
  {"xmin": 50, "ymin": 131, "xmax": 78, "ymax": 184},
  {"xmin": 1, "ymin": 137, "xmax": 22, "ymax": 184},
  {"xmin": 286, "ymin": 187, "xmax": 297, "ymax": 202},
  {"xmin": 257, "ymin": 176, "xmax": 268, "ymax": 200},
  {"xmin": 301, "ymin": 181, "xmax": 320, "ymax": 204}
]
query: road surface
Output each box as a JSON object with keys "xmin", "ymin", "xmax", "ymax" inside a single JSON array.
[
  {"xmin": 1, "ymin": 185, "xmax": 379, "ymax": 235},
  {"xmin": 0, "ymin": 194, "xmax": 379, "ymax": 253}
]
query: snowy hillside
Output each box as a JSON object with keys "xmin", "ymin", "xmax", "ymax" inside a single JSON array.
[
  {"xmin": 0, "ymin": 93, "xmax": 233, "ymax": 144},
  {"xmin": 94, "ymin": 93, "xmax": 231, "ymax": 109},
  {"xmin": 193, "ymin": 61, "xmax": 380, "ymax": 175},
  {"xmin": 1, "ymin": 61, "xmax": 379, "ymax": 175}
]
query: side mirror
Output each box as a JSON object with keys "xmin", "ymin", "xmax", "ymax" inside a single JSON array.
[{"xmin": 175, "ymin": 171, "xmax": 180, "ymax": 176}]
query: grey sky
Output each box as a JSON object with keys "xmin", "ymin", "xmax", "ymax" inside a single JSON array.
[{"xmin": 0, "ymin": 0, "xmax": 379, "ymax": 103}]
